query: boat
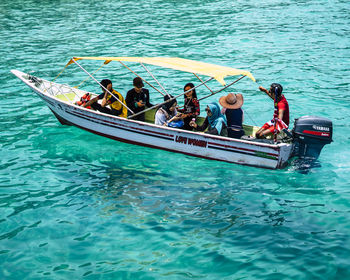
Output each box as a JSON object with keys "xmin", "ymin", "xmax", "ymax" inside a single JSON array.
[{"xmin": 11, "ymin": 57, "xmax": 333, "ymax": 169}]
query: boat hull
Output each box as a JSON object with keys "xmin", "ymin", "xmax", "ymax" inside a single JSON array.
[{"xmin": 11, "ymin": 70, "xmax": 293, "ymax": 169}]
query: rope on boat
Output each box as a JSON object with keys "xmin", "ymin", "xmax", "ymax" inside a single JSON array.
[
  {"xmin": 244, "ymin": 109, "xmax": 258, "ymax": 126},
  {"xmin": 52, "ymin": 64, "xmax": 69, "ymax": 83},
  {"xmin": 52, "ymin": 83, "xmax": 72, "ymax": 102},
  {"xmin": 49, "ymin": 61, "xmax": 84, "ymax": 103},
  {"xmin": 39, "ymin": 74, "xmax": 76, "ymax": 103}
]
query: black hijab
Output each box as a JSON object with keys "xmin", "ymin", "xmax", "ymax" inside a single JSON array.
[{"xmin": 162, "ymin": 95, "xmax": 177, "ymax": 114}]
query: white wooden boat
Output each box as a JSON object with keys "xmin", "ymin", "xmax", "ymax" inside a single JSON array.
[{"xmin": 11, "ymin": 57, "xmax": 332, "ymax": 169}]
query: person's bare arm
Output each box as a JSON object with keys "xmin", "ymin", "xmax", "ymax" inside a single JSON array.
[
  {"xmin": 101, "ymin": 92, "xmax": 108, "ymax": 107},
  {"xmin": 259, "ymin": 86, "xmax": 273, "ymax": 100},
  {"xmin": 84, "ymin": 96, "xmax": 99, "ymax": 108},
  {"xmin": 278, "ymin": 109, "xmax": 285, "ymax": 121}
]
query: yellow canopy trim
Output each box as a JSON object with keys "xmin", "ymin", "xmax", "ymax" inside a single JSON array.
[{"xmin": 68, "ymin": 56, "xmax": 255, "ymax": 85}]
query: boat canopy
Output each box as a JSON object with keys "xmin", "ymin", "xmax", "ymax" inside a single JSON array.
[{"xmin": 67, "ymin": 56, "xmax": 255, "ymax": 85}]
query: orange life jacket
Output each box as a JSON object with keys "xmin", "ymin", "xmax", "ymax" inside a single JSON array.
[{"xmin": 76, "ymin": 93, "xmax": 91, "ymax": 108}]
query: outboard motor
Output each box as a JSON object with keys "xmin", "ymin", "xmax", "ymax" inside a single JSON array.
[{"xmin": 292, "ymin": 116, "xmax": 333, "ymax": 159}]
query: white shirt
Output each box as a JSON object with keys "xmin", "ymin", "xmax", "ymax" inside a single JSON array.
[{"xmin": 155, "ymin": 108, "xmax": 177, "ymax": 126}]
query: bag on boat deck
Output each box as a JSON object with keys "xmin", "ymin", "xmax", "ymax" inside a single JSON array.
[{"xmin": 167, "ymin": 119, "xmax": 184, "ymax": 128}]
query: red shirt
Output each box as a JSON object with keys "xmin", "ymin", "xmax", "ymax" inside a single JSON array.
[{"xmin": 278, "ymin": 95, "xmax": 289, "ymax": 126}]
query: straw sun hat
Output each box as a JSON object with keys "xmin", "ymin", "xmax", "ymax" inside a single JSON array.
[{"xmin": 219, "ymin": 93, "xmax": 244, "ymax": 109}]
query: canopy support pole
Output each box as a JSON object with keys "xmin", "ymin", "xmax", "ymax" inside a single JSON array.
[
  {"xmin": 127, "ymin": 77, "xmax": 214, "ymax": 120},
  {"xmin": 119, "ymin": 61, "xmax": 166, "ymax": 96},
  {"xmin": 140, "ymin": 63, "xmax": 171, "ymax": 97},
  {"xmin": 193, "ymin": 74, "xmax": 258, "ymax": 126},
  {"xmin": 71, "ymin": 58, "xmax": 134, "ymax": 115},
  {"xmin": 197, "ymin": 75, "xmax": 246, "ymax": 102},
  {"xmin": 74, "ymin": 62, "xmax": 106, "ymax": 89},
  {"xmin": 177, "ymin": 73, "xmax": 215, "ymax": 109},
  {"xmin": 193, "ymin": 75, "xmax": 259, "ymax": 125},
  {"xmin": 193, "ymin": 73, "xmax": 215, "ymax": 95}
]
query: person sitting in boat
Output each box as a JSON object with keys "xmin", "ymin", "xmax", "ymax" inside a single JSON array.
[
  {"xmin": 83, "ymin": 79, "xmax": 127, "ymax": 118},
  {"xmin": 255, "ymin": 83, "xmax": 289, "ymax": 139},
  {"xmin": 219, "ymin": 93, "xmax": 245, "ymax": 139},
  {"xmin": 155, "ymin": 95, "xmax": 183, "ymax": 127},
  {"xmin": 189, "ymin": 102, "xmax": 227, "ymax": 136},
  {"xmin": 177, "ymin": 83, "xmax": 200, "ymax": 130},
  {"xmin": 125, "ymin": 77, "xmax": 153, "ymax": 121}
]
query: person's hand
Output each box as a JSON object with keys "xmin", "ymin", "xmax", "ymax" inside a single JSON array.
[
  {"xmin": 259, "ymin": 86, "xmax": 268, "ymax": 93},
  {"xmin": 137, "ymin": 101, "xmax": 145, "ymax": 107},
  {"xmin": 101, "ymin": 97, "xmax": 107, "ymax": 107},
  {"xmin": 189, "ymin": 120, "xmax": 197, "ymax": 128}
]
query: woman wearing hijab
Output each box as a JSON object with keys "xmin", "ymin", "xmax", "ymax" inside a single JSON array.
[
  {"xmin": 190, "ymin": 102, "xmax": 227, "ymax": 136},
  {"xmin": 155, "ymin": 95, "xmax": 181, "ymax": 126},
  {"xmin": 177, "ymin": 82, "xmax": 200, "ymax": 130},
  {"xmin": 219, "ymin": 93, "xmax": 244, "ymax": 139}
]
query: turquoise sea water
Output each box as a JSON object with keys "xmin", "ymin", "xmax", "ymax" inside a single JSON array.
[{"xmin": 1, "ymin": 0, "xmax": 350, "ymax": 279}]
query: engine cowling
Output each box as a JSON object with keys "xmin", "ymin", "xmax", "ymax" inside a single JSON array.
[{"xmin": 292, "ymin": 116, "xmax": 332, "ymax": 159}]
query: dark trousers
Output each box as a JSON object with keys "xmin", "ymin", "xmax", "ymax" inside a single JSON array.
[
  {"xmin": 228, "ymin": 129, "xmax": 244, "ymax": 139},
  {"xmin": 182, "ymin": 117, "xmax": 193, "ymax": 130},
  {"xmin": 91, "ymin": 103, "xmax": 119, "ymax": 116},
  {"xmin": 128, "ymin": 113, "xmax": 145, "ymax": 122}
]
